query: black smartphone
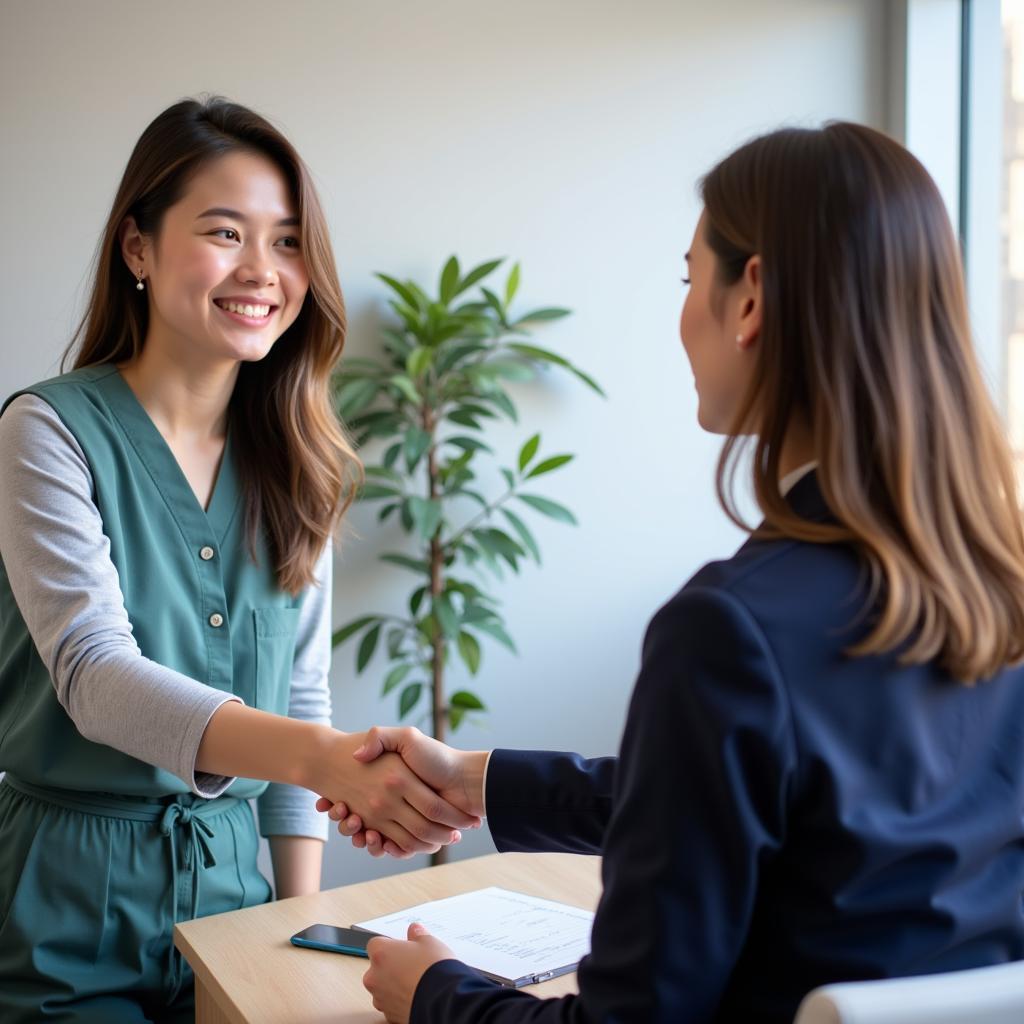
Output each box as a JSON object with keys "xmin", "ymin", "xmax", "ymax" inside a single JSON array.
[{"xmin": 290, "ymin": 924, "xmax": 377, "ymax": 957}]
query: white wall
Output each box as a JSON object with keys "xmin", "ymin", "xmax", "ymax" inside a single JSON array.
[{"xmin": 0, "ymin": 0, "xmax": 887, "ymax": 888}]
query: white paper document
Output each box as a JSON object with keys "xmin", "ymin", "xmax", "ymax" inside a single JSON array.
[{"xmin": 353, "ymin": 886, "xmax": 595, "ymax": 987}]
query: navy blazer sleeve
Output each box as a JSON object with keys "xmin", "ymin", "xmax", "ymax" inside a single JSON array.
[
  {"xmin": 485, "ymin": 749, "xmax": 617, "ymax": 855},
  {"xmin": 412, "ymin": 585, "xmax": 797, "ymax": 1024}
]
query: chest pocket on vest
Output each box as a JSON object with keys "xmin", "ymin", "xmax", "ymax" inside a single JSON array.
[{"xmin": 253, "ymin": 608, "xmax": 300, "ymax": 717}]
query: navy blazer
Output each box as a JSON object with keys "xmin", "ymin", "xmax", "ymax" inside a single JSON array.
[{"xmin": 412, "ymin": 474, "xmax": 1024, "ymax": 1023}]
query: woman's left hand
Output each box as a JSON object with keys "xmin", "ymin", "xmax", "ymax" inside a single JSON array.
[{"xmin": 363, "ymin": 923, "xmax": 456, "ymax": 1023}]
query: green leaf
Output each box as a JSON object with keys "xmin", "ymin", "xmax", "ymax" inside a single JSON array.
[
  {"xmin": 481, "ymin": 287, "xmax": 506, "ymax": 321},
  {"xmin": 569, "ymin": 365, "xmax": 607, "ymax": 397},
  {"xmin": 380, "ymin": 553, "xmax": 430, "ymax": 576},
  {"xmin": 467, "ymin": 534, "xmax": 504, "ymax": 578},
  {"xmin": 356, "ymin": 624, "xmax": 381, "ymax": 673},
  {"xmin": 415, "ymin": 613, "xmax": 437, "ymax": 645},
  {"xmin": 376, "ymin": 273, "xmax": 421, "ymax": 310},
  {"xmin": 399, "ymin": 682, "xmax": 423, "ymax": 718},
  {"xmin": 500, "ymin": 468, "xmax": 516, "ymax": 490},
  {"xmin": 434, "ymin": 592, "xmax": 459, "ymax": 639},
  {"xmin": 331, "ymin": 615, "xmax": 377, "ymax": 648},
  {"xmin": 444, "ymin": 435, "xmax": 493, "ymax": 454},
  {"xmin": 471, "ymin": 619, "xmax": 517, "ymax": 652},
  {"xmin": 481, "ymin": 359, "xmax": 534, "ymax": 382},
  {"xmin": 389, "ymin": 300, "xmax": 425, "ymax": 338},
  {"xmin": 439, "ymin": 256, "xmax": 460, "ymax": 304},
  {"xmin": 502, "ymin": 508, "xmax": 541, "ymax": 563},
  {"xmin": 473, "ymin": 528, "xmax": 520, "ymax": 573},
  {"xmin": 435, "ymin": 341, "xmax": 489, "ymax": 374},
  {"xmin": 462, "ymin": 603, "xmax": 499, "ymax": 625},
  {"xmin": 526, "ymin": 454, "xmax": 574, "ymax": 479},
  {"xmin": 406, "ymin": 346, "xmax": 433, "ymax": 378},
  {"xmin": 449, "ymin": 706, "xmax": 467, "ymax": 730},
  {"xmin": 482, "ymin": 528, "xmax": 524, "ymax": 563},
  {"xmin": 386, "ymin": 627, "xmax": 405, "ymax": 659},
  {"xmin": 381, "ymin": 328, "xmax": 413, "ymax": 362},
  {"xmin": 359, "ymin": 483, "xmax": 401, "ymax": 500},
  {"xmin": 454, "ymin": 258, "xmax": 503, "ymax": 298},
  {"xmin": 408, "ymin": 496, "xmax": 443, "ymax": 540},
  {"xmin": 457, "ymin": 631, "xmax": 482, "ymax": 675},
  {"xmin": 505, "ymin": 262, "xmax": 521, "ymax": 306},
  {"xmin": 451, "ymin": 689, "xmax": 486, "ymax": 710},
  {"xmin": 518, "ymin": 433, "xmax": 541, "ymax": 472},
  {"xmin": 450, "ymin": 488, "xmax": 488, "ymax": 508},
  {"xmin": 389, "ymin": 374, "xmax": 421, "ymax": 404},
  {"xmin": 404, "ymin": 427, "xmax": 431, "ymax": 471},
  {"xmin": 382, "ymin": 663, "xmax": 413, "ymax": 695},
  {"xmin": 407, "ymin": 281, "xmax": 431, "ymax": 310},
  {"xmin": 448, "ymin": 409, "xmax": 481, "ymax": 429},
  {"xmin": 337, "ymin": 378, "xmax": 380, "ymax": 419},
  {"xmin": 513, "ymin": 307, "xmax": 571, "ymax": 324},
  {"xmin": 383, "ymin": 442, "xmax": 402, "ymax": 469},
  {"xmin": 458, "ymin": 403, "xmax": 497, "ymax": 419},
  {"xmin": 432, "ymin": 323, "xmax": 470, "ymax": 349},
  {"xmin": 365, "ymin": 465, "xmax": 403, "ymax": 481},
  {"xmin": 378, "ymin": 502, "xmax": 399, "ymax": 523},
  {"xmin": 505, "ymin": 342, "xmax": 570, "ymax": 368},
  {"xmin": 409, "ymin": 586, "xmax": 427, "ymax": 616},
  {"xmin": 485, "ymin": 388, "xmax": 518, "ymax": 422},
  {"xmin": 518, "ymin": 494, "xmax": 578, "ymax": 525}
]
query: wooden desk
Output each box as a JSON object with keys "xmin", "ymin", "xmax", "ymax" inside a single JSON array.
[{"xmin": 175, "ymin": 852, "xmax": 601, "ymax": 1023}]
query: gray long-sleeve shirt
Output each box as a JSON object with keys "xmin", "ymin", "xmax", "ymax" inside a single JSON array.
[{"xmin": 0, "ymin": 393, "xmax": 331, "ymax": 839}]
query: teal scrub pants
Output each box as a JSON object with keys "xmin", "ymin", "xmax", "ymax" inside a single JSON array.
[{"xmin": 0, "ymin": 775, "xmax": 272, "ymax": 1022}]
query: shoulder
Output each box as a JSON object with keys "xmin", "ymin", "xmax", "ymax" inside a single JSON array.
[
  {"xmin": 0, "ymin": 392, "xmax": 87, "ymax": 463},
  {"xmin": 3, "ymin": 365, "xmax": 119, "ymax": 421}
]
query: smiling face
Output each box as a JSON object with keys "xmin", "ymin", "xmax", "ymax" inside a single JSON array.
[
  {"xmin": 122, "ymin": 150, "xmax": 309, "ymax": 368},
  {"xmin": 679, "ymin": 211, "xmax": 761, "ymax": 434}
]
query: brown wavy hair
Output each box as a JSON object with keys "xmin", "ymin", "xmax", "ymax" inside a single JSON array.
[
  {"xmin": 702, "ymin": 122, "xmax": 1024, "ymax": 681},
  {"xmin": 64, "ymin": 96, "xmax": 360, "ymax": 594}
]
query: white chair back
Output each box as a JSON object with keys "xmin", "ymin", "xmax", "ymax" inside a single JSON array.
[{"xmin": 793, "ymin": 960, "xmax": 1024, "ymax": 1024}]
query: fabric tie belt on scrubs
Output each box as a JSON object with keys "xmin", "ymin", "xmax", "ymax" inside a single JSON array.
[{"xmin": 1, "ymin": 774, "xmax": 240, "ymax": 1001}]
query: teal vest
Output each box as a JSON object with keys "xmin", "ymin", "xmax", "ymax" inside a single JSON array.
[{"xmin": 0, "ymin": 365, "xmax": 303, "ymax": 797}]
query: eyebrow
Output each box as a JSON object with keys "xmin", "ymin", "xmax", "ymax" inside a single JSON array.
[{"xmin": 196, "ymin": 207, "xmax": 300, "ymax": 227}]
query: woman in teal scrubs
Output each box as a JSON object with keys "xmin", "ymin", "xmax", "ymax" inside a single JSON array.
[{"xmin": 0, "ymin": 97, "xmax": 478, "ymax": 1021}]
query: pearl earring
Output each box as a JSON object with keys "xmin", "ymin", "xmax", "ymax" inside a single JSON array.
[
  {"xmin": 136, "ymin": 270, "xmax": 145, "ymax": 292},
  {"xmin": 735, "ymin": 334, "xmax": 743, "ymax": 348}
]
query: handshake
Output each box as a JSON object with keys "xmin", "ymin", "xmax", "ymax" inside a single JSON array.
[{"xmin": 312, "ymin": 727, "xmax": 490, "ymax": 858}]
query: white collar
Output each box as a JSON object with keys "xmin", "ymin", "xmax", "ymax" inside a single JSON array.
[{"xmin": 779, "ymin": 460, "xmax": 818, "ymax": 496}]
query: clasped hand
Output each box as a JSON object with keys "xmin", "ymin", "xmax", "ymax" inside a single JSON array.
[
  {"xmin": 309, "ymin": 728, "xmax": 482, "ymax": 859},
  {"xmin": 315, "ymin": 727, "xmax": 489, "ymax": 1024}
]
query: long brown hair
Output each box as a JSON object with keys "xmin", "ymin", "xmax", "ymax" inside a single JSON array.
[
  {"xmin": 702, "ymin": 122, "xmax": 1024, "ymax": 681},
  {"xmin": 65, "ymin": 96, "xmax": 359, "ymax": 594}
]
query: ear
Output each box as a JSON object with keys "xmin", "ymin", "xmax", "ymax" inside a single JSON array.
[
  {"xmin": 119, "ymin": 215, "xmax": 150, "ymax": 280},
  {"xmin": 735, "ymin": 254, "xmax": 762, "ymax": 350}
]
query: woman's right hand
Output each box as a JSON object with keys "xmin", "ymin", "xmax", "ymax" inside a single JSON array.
[
  {"xmin": 316, "ymin": 727, "xmax": 489, "ymax": 858},
  {"xmin": 307, "ymin": 729, "xmax": 481, "ymax": 857}
]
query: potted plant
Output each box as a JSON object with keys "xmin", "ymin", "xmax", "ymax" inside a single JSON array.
[{"xmin": 332, "ymin": 255, "xmax": 602, "ymax": 762}]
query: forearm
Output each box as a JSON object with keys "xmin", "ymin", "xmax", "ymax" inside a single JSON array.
[
  {"xmin": 196, "ymin": 699, "xmax": 344, "ymax": 790},
  {"xmin": 485, "ymin": 750, "xmax": 616, "ymax": 854},
  {"xmin": 269, "ymin": 835, "xmax": 324, "ymax": 899}
]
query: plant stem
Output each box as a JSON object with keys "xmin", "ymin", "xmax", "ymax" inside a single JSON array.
[{"xmin": 443, "ymin": 486, "xmax": 516, "ymax": 553}]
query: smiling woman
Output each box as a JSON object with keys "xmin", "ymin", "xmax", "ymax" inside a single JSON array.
[{"xmin": 0, "ymin": 97, "xmax": 479, "ymax": 1022}]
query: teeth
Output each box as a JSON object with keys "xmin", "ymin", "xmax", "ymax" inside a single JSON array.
[{"xmin": 218, "ymin": 300, "xmax": 271, "ymax": 317}]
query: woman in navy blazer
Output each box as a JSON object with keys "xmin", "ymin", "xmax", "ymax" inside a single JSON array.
[{"xmin": 323, "ymin": 123, "xmax": 1024, "ymax": 1023}]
